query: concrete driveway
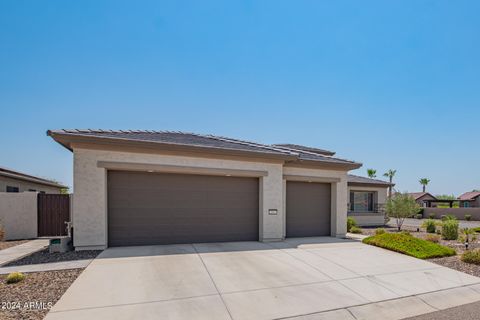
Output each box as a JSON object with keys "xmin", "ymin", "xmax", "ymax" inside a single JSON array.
[{"xmin": 46, "ymin": 238, "xmax": 480, "ymax": 320}]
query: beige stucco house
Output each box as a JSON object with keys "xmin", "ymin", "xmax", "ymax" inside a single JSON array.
[
  {"xmin": 48, "ymin": 129, "xmax": 363, "ymax": 250},
  {"xmin": 347, "ymin": 175, "xmax": 392, "ymax": 226},
  {"xmin": 0, "ymin": 166, "xmax": 66, "ymax": 194},
  {"xmin": 407, "ymin": 192, "xmax": 437, "ymax": 207},
  {"xmin": 458, "ymin": 191, "xmax": 480, "ymax": 208}
]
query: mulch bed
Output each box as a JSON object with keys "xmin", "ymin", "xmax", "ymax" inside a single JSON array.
[
  {"xmin": 0, "ymin": 240, "xmax": 30, "ymax": 251},
  {"xmin": 0, "ymin": 269, "xmax": 83, "ymax": 320},
  {"xmin": 4, "ymin": 249, "xmax": 102, "ymax": 267}
]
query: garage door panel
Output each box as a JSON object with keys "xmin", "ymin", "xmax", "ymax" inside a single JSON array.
[
  {"xmin": 108, "ymin": 171, "xmax": 259, "ymax": 246},
  {"xmin": 286, "ymin": 181, "xmax": 331, "ymax": 237}
]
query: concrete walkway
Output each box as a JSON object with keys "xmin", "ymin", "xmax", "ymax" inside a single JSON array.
[
  {"xmin": 0, "ymin": 259, "xmax": 92, "ymax": 274},
  {"xmin": 0, "ymin": 239, "xmax": 49, "ymax": 266},
  {"xmin": 46, "ymin": 238, "xmax": 480, "ymax": 320}
]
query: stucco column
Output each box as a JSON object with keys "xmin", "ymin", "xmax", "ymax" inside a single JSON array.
[
  {"xmin": 259, "ymin": 167, "xmax": 284, "ymax": 241},
  {"xmin": 331, "ymin": 178, "xmax": 348, "ymax": 237}
]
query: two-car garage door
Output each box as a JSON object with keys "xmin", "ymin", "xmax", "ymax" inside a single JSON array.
[
  {"xmin": 107, "ymin": 171, "xmax": 259, "ymax": 247},
  {"xmin": 107, "ymin": 171, "xmax": 332, "ymax": 247}
]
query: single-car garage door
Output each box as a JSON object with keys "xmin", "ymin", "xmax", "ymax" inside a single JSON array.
[
  {"xmin": 107, "ymin": 171, "xmax": 259, "ymax": 246},
  {"xmin": 286, "ymin": 181, "xmax": 331, "ymax": 237}
]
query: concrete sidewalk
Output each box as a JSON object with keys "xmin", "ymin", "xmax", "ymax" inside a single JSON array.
[
  {"xmin": 46, "ymin": 238, "xmax": 480, "ymax": 320},
  {"xmin": 0, "ymin": 259, "xmax": 92, "ymax": 274},
  {"xmin": 0, "ymin": 239, "xmax": 49, "ymax": 266}
]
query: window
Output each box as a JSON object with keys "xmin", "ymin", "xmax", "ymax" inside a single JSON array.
[
  {"xmin": 350, "ymin": 191, "xmax": 374, "ymax": 212},
  {"xmin": 464, "ymin": 202, "xmax": 470, "ymax": 208},
  {"xmin": 6, "ymin": 186, "xmax": 19, "ymax": 193}
]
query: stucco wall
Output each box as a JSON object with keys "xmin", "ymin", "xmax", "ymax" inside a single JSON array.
[
  {"xmin": 423, "ymin": 208, "xmax": 480, "ymax": 221},
  {"xmin": 0, "ymin": 176, "xmax": 62, "ymax": 194},
  {"xmin": 283, "ymin": 166, "xmax": 348, "ymax": 237},
  {"xmin": 0, "ymin": 192, "xmax": 37, "ymax": 240},
  {"xmin": 73, "ymin": 147, "xmax": 285, "ymax": 250}
]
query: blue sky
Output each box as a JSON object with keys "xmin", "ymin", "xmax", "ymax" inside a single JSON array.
[{"xmin": 0, "ymin": 0, "xmax": 479, "ymax": 195}]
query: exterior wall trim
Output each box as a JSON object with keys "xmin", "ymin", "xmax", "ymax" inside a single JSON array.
[
  {"xmin": 97, "ymin": 161, "xmax": 269, "ymax": 177},
  {"xmin": 283, "ymin": 175, "xmax": 341, "ymax": 183}
]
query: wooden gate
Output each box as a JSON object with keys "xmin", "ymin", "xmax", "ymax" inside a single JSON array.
[{"xmin": 37, "ymin": 194, "xmax": 70, "ymax": 237}]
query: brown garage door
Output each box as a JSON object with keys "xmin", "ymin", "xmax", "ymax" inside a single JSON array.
[
  {"xmin": 107, "ymin": 171, "xmax": 259, "ymax": 246},
  {"xmin": 286, "ymin": 181, "xmax": 331, "ymax": 237}
]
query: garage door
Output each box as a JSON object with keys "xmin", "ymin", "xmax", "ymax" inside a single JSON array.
[
  {"xmin": 107, "ymin": 171, "xmax": 259, "ymax": 246},
  {"xmin": 286, "ymin": 181, "xmax": 331, "ymax": 237}
]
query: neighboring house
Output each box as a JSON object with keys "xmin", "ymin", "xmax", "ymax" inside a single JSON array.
[
  {"xmin": 347, "ymin": 175, "xmax": 393, "ymax": 226},
  {"xmin": 458, "ymin": 192, "xmax": 480, "ymax": 208},
  {"xmin": 48, "ymin": 129, "xmax": 362, "ymax": 250},
  {"xmin": 407, "ymin": 192, "xmax": 437, "ymax": 207},
  {"xmin": 0, "ymin": 166, "xmax": 66, "ymax": 194}
]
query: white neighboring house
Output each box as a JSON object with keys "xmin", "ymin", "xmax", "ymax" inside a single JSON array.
[
  {"xmin": 0, "ymin": 166, "xmax": 66, "ymax": 194},
  {"xmin": 347, "ymin": 174, "xmax": 393, "ymax": 227}
]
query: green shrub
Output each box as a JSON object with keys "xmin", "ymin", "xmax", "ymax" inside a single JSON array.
[
  {"xmin": 400, "ymin": 230, "xmax": 411, "ymax": 236},
  {"xmin": 6, "ymin": 272, "xmax": 25, "ymax": 284},
  {"xmin": 465, "ymin": 214, "xmax": 472, "ymax": 221},
  {"xmin": 350, "ymin": 226, "xmax": 362, "ymax": 234},
  {"xmin": 442, "ymin": 220, "xmax": 459, "ymax": 240},
  {"xmin": 415, "ymin": 213, "xmax": 423, "ymax": 219},
  {"xmin": 425, "ymin": 234, "xmax": 440, "ymax": 243},
  {"xmin": 362, "ymin": 233, "xmax": 455, "ymax": 259},
  {"xmin": 0, "ymin": 221, "xmax": 4, "ymax": 241},
  {"xmin": 461, "ymin": 250, "xmax": 480, "ymax": 265},
  {"xmin": 347, "ymin": 217, "xmax": 356, "ymax": 232},
  {"xmin": 375, "ymin": 228, "xmax": 386, "ymax": 235},
  {"xmin": 473, "ymin": 227, "xmax": 480, "ymax": 233},
  {"xmin": 441, "ymin": 214, "xmax": 456, "ymax": 221},
  {"xmin": 428, "ymin": 213, "xmax": 436, "ymax": 219},
  {"xmin": 422, "ymin": 219, "xmax": 437, "ymax": 234}
]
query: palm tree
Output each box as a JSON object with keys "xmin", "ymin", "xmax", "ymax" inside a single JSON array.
[
  {"xmin": 367, "ymin": 169, "xmax": 377, "ymax": 179},
  {"xmin": 419, "ymin": 178, "xmax": 430, "ymax": 193},
  {"xmin": 383, "ymin": 169, "xmax": 397, "ymax": 198}
]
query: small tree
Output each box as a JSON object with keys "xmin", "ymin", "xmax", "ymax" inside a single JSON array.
[
  {"xmin": 386, "ymin": 192, "xmax": 421, "ymax": 231},
  {"xmin": 367, "ymin": 169, "xmax": 377, "ymax": 178}
]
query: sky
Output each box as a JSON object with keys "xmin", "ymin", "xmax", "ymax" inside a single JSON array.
[{"xmin": 0, "ymin": 0, "xmax": 479, "ymax": 195}]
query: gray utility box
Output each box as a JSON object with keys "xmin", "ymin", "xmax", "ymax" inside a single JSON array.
[{"xmin": 49, "ymin": 236, "xmax": 72, "ymax": 253}]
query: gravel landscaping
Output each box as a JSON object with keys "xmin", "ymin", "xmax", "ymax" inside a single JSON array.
[
  {"xmin": 4, "ymin": 249, "xmax": 102, "ymax": 267},
  {"xmin": 0, "ymin": 269, "xmax": 82, "ymax": 320},
  {"xmin": 0, "ymin": 240, "xmax": 30, "ymax": 251},
  {"xmin": 360, "ymin": 222, "xmax": 480, "ymax": 278}
]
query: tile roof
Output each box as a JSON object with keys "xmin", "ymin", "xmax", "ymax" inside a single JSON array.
[
  {"xmin": 272, "ymin": 144, "xmax": 335, "ymax": 156},
  {"xmin": 458, "ymin": 191, "xmax": 480, "ymax": 201},
  {"xmin": 347, "ymin": 174, "xmax": 393, "ymax": 186},
  {"xmin": 406, "ymin": 192, "xmax": 436, "ymax": 200},
  {"xmin": 0, "ymin": 166, "xmax": 67, "ymax": 188},
  {"xmin": 48, "ymin": 129, "xmax": 362, "ymax": 168}
]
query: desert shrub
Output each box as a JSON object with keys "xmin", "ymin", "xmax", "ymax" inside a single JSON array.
[
  {"xmin": 461, "ymin": 250, "xmax": 480, "ymax": 265},
  {"xmin": 465, "ymin": 214, "xmax": 472, "ymax": 221},
  {"xmin": 363, "ymin": 233, "xmax": 455, "ymax": 259},
  {"xmin": 0, "ymin": 221, "xmax": 4, "ymax": 241},
  {"xmin": 347, "ymin": 217, "xmax": 356, "ymax": 232},
  {"xmin": 350, "ymin": 226, "xmax": 362, "ymax": 234},
  {"xmin": 375, "ymin": 228, "xmax": 386, "ymax": 235},
  {"xmin": 473, "ymin": 227, "xmax": 480, "ymax": 233},
  {"xmin": 428, "ymin": 213, "xmax": 436, "ymax": 219},
  {"xmin": 6, "ymin": 272, "xmax": 25, "ymax": 284},
  {"xmin": 422, "ymin": 219, "xmax": 437, "ymax": 234},
  {"xmin": 442, "ymin": 219, "xmax": 459, "ymax": 240},
  {"xmin": 441, "ymin": 214, "xmax": 457, "ymax": 221},
  {"xmin": 415, "ymin": 213, "xmax": 423, "ymax": 219},
  {"xmin": 425, "ymin": 234, "xmax": 440, "ymax": 243}
]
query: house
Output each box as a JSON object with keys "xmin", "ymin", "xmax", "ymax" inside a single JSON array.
[
  {"xmin": 458, "ymin": 191, "xmax": 480, "ymax": 208},
  {"xmin": 347, "ymin": 175, "xmax": 393, "ymax": 226},
  {"xmin": 48, "ymin": 129, "xmax": 362, "ymax": 250},
  {"xmin": 0, "ymin": 166, "xmax": 66, "ymax": 194},
  {"xmin": 406, "ymin": 192, "xmax": 437, "ymax": 207}
]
